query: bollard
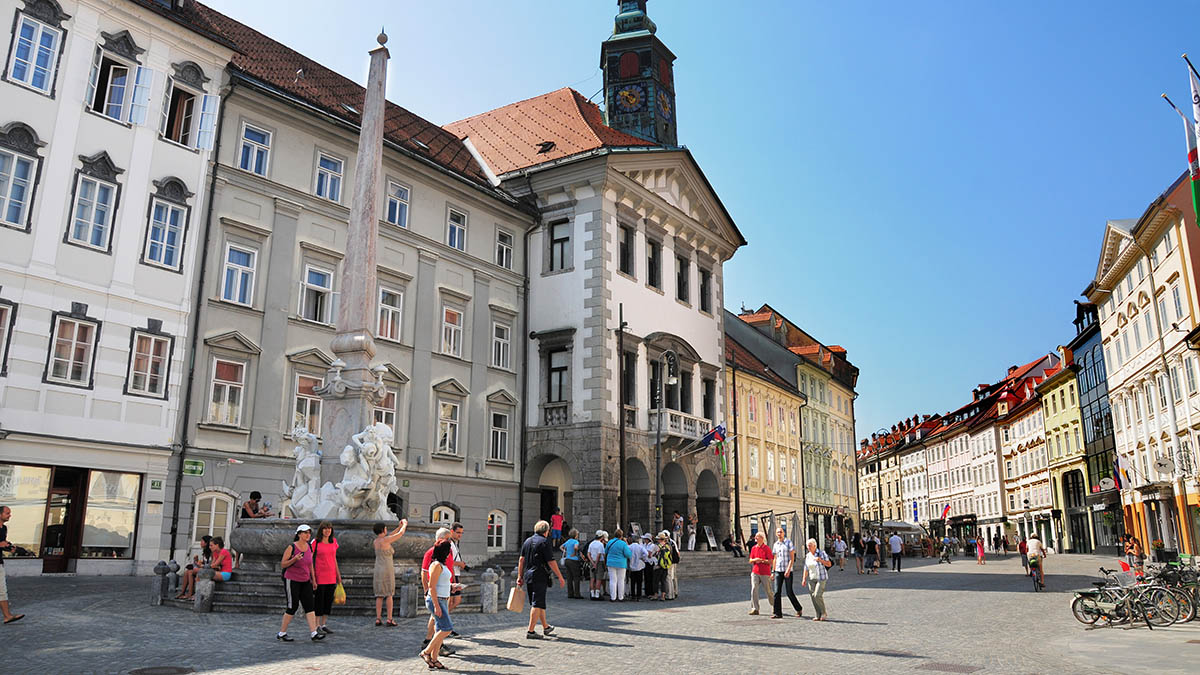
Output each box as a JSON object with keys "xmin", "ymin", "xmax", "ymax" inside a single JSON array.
[
  {"xmin": 151, "ymin": 561, "xmax": 169, "ymax": 606},
  {"xmin": 193, "ymin": 568, "xmax": 216, "ymax": 612},
  {"xmin": 480, "ymin": 567, "xmax": 499, "ymax": 614},
  {"xmin": 167, "ymin": 559, "xmax": 181, "ymax": 593},
  {"xmin": 397, "ymin": 568, "xmax": 418, "ymax": 618},
  {"xmin": 495, "ymin": 564, "xmax": 507, "ymax": 601}
]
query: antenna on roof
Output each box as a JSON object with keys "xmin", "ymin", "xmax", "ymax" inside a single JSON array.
[{"xmin": 294, "ymin": 68, "xmax": 304, "ymax": 84}]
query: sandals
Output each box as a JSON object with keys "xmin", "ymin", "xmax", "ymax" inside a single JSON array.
[
  {"xmin": 420, "ymin": 651, "xmax": 446, "ymax": 670},
  {"xmin": 386, "ymin": 619, "xmax": 398, "ymax": 627},
  {"xmin": 376, "ymin": 619, "xmax": 383, "ymax": 626},
  {"xmin": 4, "ymin": 614, "xmax": 24, "ymax": 624}
]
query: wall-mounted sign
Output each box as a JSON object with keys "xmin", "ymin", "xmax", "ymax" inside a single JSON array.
[
  {"xmin": 402, "ymin": 479, "xmax": 410, "ymax": 488},
  {"xmin": 182, "ymin": 460, "xmax": 205, "ymax": 477},
  {"xmin": 150, "ymin": 479, "xmax": 163, "ymax": 491},
  {"xmin": 806, "ymin": 504, "xmax": 835, "ymax": 516}
]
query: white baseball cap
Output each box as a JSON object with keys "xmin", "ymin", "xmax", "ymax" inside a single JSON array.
[{"xmin": 295, "ymin": 524, "xmax": 312, "ymax": 533}]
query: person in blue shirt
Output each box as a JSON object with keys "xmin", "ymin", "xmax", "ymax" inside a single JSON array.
[
  {"xmin": 604, "ymin": 528, "xmax": 634, "ymax": 602},
  {"xmin": 559, "ymin": 529, "xmax": 582, "ymax": 599}
]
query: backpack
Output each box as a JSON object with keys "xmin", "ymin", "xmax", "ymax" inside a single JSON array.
[{"xmin": 658, "ymin": 543, "xmax": 675, "ymax": 569}]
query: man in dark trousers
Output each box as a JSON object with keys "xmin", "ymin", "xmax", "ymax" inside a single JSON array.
[
  {"xmin": 517, "ymin": 520, "xmax": 566, "ymax": 640},
  {"xmin": 0, "ymin": 505, "xmax": 24, "ymax": 624}
]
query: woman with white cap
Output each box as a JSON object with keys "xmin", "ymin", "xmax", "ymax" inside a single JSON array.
[
  {"xmin": 587, "ymin": 530, "xmax": 607, "ymax": 600},
  {"xmin": 277, "ymin": 523, "xmax": 325, "ymax": 641}
]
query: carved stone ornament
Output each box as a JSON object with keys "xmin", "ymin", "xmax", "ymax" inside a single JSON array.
[
  {"xmin": 21, "ymin": 0, "xmax": 71, "ymax": 28},
  {"xmin": 152, "ymin": 176, "xmax": 193, "ymax": 205},
  {"xmin": 78, "ymin": 151, "xmax": 124, "ymax": 183},
  {"xmin": 171, "ymin": 61, "xmax": 210, "ymax": 90},
  {"xmin": 100, "ymin": 30, "xmax": 145, "ymax": 63},
  {"xmin": 0, "ymin": 122, "xmax": 46, "ymax": 156}
]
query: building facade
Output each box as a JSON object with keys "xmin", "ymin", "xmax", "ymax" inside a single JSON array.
[
  {"xmin": 968, "ymin": 414, "xmax": 1004, "ymax": 546},
  {"xmin": 1038, "ymin": 349, "xmax": 1093, "ymax": 553},
  {"xmin": 0, "ymin": 0, "xmax": 233, "ymax": 575},
  {"xmin": 999, "ymin": 384, "xmax": 1052, "ymax": 544}
]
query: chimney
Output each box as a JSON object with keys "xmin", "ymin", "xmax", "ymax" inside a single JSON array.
[{"xmin": 1008, "ymin": 365, "xmax": 1018, "ymax": 375}]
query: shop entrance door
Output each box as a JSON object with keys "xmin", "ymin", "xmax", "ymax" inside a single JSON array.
[{"xmin": 42, "ymin": 490, "xmax": 74, "ymax": 573}]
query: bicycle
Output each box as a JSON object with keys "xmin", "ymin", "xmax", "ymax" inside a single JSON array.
[
  {"xmin": 1070, "ymin": 567, "xmax": 1177, "ymax": 629},
  {"xmin": 1029, "ymin": 555, "xmax": 1044, "ymax": 591}
]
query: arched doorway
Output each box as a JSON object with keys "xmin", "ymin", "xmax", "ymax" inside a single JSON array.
[
  {"xmin": 626, "ymin": 457, "xmax": 651, "ymax": 534},
  {"xmin": 1063, "ymin": 468, "xmax": 1091, "ymax": 553},
  {"xmin": 661, "ymin": 462, "xmax": 688, "ymax": 534},
  {"xmin": 525, "ymin": 454, "xmax": 573, "ymax": 535},
  {"xmin": 695, "ymin": 469, "xmax": 720, "ymax": 549}
]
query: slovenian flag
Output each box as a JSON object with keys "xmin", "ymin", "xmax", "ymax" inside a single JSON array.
[
  {"xmin": 940, "ymin": 503, "xmax": 951, "ymax": 520},
  {"xmin": 1114, "ymin": 452, "xmax": 1131, "ymax": 487},
  {"xmin": 699, "ymin": 424, "xmax": 726, "ymax": 448}
]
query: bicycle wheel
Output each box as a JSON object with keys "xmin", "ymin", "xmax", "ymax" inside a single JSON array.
[
  {"xmin": 1071, "ymin": 595, "xmax": 1101, "ymax": 624},
  {"xmin": 1140, "ymin": 587, "xmax": 1180, "ymax": 627},
  {"xmin": 1171, "ymin": 588, "xmax": 1195, "ymax": 623}
]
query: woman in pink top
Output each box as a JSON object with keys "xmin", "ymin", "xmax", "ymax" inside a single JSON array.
[
  {"xmin": 277, "ymin": 524, "xmax": 324, "ymax": 642},
  {"xmin": 975, "ymin": 536, "xmax": 986, "ymax": 565},
  {"xmin": 312, "ymin": 521, "xmax": 341, "ymax": 635},
  {"xmin": 209, "ymin": 537, "xmax": 233, "ymax": 581}
]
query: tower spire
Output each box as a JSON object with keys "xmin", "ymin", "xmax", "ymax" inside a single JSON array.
[{"xmin": 601, "ymin": 0, "xmax": 677, "ymax": 145}]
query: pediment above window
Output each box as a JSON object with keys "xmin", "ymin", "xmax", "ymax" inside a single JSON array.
[
  {"xmin": 377, "ymin": 362, "xmax": 409, "ymax": 385},
  {"xmin": 204, "ymin": 330, "xmax": 261, "ymax": 354},
  {"xmin": 21, "ymin": 0, "xmax": 71, "ymax": 28},
  {"xmin": 171, "ymin": 60, "xmax": 210, "ymax": 89},
  {"xmin": 0, "ymin": 121, "xmax": 46, "ymax": 156},
  {"xmin": 433, "ymin": 377, "xmax": 469, "ymax": 397},
  {"xmin": 100, "ymin": 29, "xmax": 146, "ymax": 63},
  {"xmin": 486, "ymin": 388, "xmax": 519, "ymax": 406},
  {"xmin": 152, "ymin": 176, "xmax": 194, "ymax": 205},
  {"xmin": 286, "ymin": 347, "xmax": 334, "ymax": 369},
  {"xmin": 78, "ymin": 151, "xmax": 124, "ymax": 182}
]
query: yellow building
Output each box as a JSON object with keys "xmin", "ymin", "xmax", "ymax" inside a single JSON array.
[
  {"xmin": 1037, "ymin": 348, "xmax": 1093, "ymax": 553},
  {"xmin": 725, "ymin": 324, "xmax": 807, "ymax": 541}
]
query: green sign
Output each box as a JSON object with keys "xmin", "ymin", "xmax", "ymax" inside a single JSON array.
[
  {"xmin": 183, "ymin": 460, "xmax": 205, "ymax": 477},
  {"xmin": 150, "ymin": 479, "xmax": 163, "ymax": 490},
  {"xmin": 402, "ymin": 479, "xmax": 410, "ymax": 488}
]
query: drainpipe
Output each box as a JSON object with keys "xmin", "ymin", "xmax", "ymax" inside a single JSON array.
[
  {"xmin": 168, "ymin": 80, "xmax": 232, "ymax": 560},
  {"xmin": 518, "ymin": 175, "xmax": 540, "ymax": 540},
  {"xmin": 731, "ymin": 365, "xmax": 741, "ymax": 543}
]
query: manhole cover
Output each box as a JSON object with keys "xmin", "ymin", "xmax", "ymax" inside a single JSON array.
[
  {"xmin": 130, "ymin": 669, "xmax": 195, "ymax": 675},
  {"xmin": 916, "ymin": 664, "xmax": 982, "ymax": 674}
]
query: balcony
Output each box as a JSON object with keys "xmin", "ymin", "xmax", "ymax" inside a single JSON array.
[
  {"xmin": 648, "ymin": 408, "xmax": 711, "ymax": 440},
  {"xmin": 542, "ymin": 402, "xmax": 569, "ymax": 426}
]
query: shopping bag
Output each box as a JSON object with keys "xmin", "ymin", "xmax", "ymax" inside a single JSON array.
[
  {"xmin": 506, "ymin": 586, "xmax": 526, "ymax": 613},
  {"xmin": 333, "ymin": 582, "xmax": 347, "ymax": 605}
]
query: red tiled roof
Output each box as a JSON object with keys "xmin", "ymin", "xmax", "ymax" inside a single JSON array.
[
  {"xmin": 190, "ymin": 3, "xmax": 496, "ymax": 189},
  {"xmin": 725, "ymin": 335, "xmax": 793, "ymax": 391},
  {"xmin": 444, "ymin": 87, "xmax": 654, "ymax": 176},
  {"xmin": 738, "ymin": 311, "xmax": 773, "ymax": 324}
]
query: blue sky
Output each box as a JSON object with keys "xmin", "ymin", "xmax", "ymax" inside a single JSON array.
[{"xmin": 205, "ymin": 0, "xmax": 1200, "ymax": 446}]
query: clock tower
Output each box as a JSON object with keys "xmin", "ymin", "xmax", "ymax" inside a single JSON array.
[{"xmin": 601, "ymin": 0, "xmax": 677, "ymax": 146}]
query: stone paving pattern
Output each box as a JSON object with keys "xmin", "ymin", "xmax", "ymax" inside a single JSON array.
[{"xmin": 4, "ymin": 551, "xmax": 1199, "ymax": 673}]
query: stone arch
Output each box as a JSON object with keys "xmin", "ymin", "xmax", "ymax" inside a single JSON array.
[
  {"xmin": 525, "ymin": 452, "xmax": 574, "ymax": 534},
  {"xmin": 625, "ymin": 457, "xmax": 651, "ymax": 534},
  {"xmin": 695, "ymin": 469, "xmax": 721, "ymax": 547}
]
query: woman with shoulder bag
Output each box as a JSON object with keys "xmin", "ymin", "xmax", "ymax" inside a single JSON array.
[
  {"xmin": 312, "ymin": 521, "xmax": 342, "ymax": 635},
  {"xmin": 276, "ymin": 524, "xmax": 324, "ymax": 642}
]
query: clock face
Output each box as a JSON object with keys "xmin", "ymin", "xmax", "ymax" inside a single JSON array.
[
  {"xmin": 657, "ymin": 90, "xmax": 673, "ymax": 121},
  {"xmin": 615, "ymin": 84, "xmax": 645, "ymax": 112}
]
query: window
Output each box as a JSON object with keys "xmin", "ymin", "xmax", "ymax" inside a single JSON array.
[
  {"xmin": 238, "ymin": 123, "xmax": 271, "ymax": 175},
  {"xmin": 300, "ymin": 266, "xmax": 333, "ymax": 323},
  {"xmin": 315, "ymin": 153, "xmax": 342, "ymax": 201},
  {"xmin": 447, "ymin": 208, "xmax": 466, "ymax": 251},
  {"xmin": 1173, "ymin": 367, "xmax": 1183, "ymax": 401},
  {"xmin": 679, "ymin": 370, "xmax": 693, "ymax": 413},
  {"xmin": 437, "ymin": 400, "xmax": 460, "ymax": 454},
  {"xmin": 127, "ymin": 332, "xmax": 170, "ymax": 396},
  {"xmin": 385, "ymin": 181, "xmax": 410, "ymax": 227},
  {"xmin": 377, "ymin": 288, "xmax": 403, "ymax": 341},
  {"xmin": 548, "ymin": 349, "xmax": 568, "ymax": 402},
  {"xmin": 293, "ymin": 374, "xmax": 322, "ymax": 433},
  {"xmin": 86, "ymin": 50, "xmax": 153, "ymax": 124},
  {"xmin": 495, "ymin": 229, "xmax": 513, "ymax": 269},
  {"xmin": 619, "ymin": 225, "xmax": 634, "ymax": 275},
  {"xmin": 69, "ymin": 175, "xmax": 117, "ymax": 250},
  {"xmin": 192, "ymin": 492, "xmax": 233, "ymax": 546},
  {"xmin": 0, "ymin": 301, "xmax": 12, "ymax": 373},
  {"xmin": 699, "ymin": 268, "xmax": 712, "ymax": 313},
  {"xmin": 1173, "ymin": 286, "xmax": 1184, "ymax": 322},
  {"xmin": 702, "ymin": 378, "xmax": 715, "ymax": 420},
  {"xmin": 622, "ymin": 351, "xmax": 637, "ymax": 407},
  {"xmin": 374, "ymin": 389, "xmax": 397, "ymax": 431},
  {"xmin": 549, "ymin": 221, "xmax": 570, "ymax": 271},
  {"xmin": 1137, "ymin": 259, "xmax": 1145, "ymax": 282},
  {"xmin": 647, "ymin": 238, "xmax": 661, "ymax": 288},
  {"xmin": 779, "ymin": 454, "xmax": 788, "ymax": 484},
  {"xmin": 48, "ymin": 316, "xmax": 97, "ymax": 385},
  {"xmin": 766, "ymin": 451, "xmax": 775, "ymax": 482},
  {"xmin": 1159, "ymin": 299, "xmax": 1170, "ymax": 332},
  {"xmin": 1133, "ymin": 321, "xmax": 1142, "ymax": 350},
  {"xmin": 144, "ymin": 198, "xmax": 185, "ymax": 269},
  {"xmin": 221, "ymin": 244, "xmax": 256, "ymax": 305},
  {"xmin": 0, "ymin": 148, "xmax": 35, "ymax": 228},
  {"xmin": 7, "ymin": 15, "xmax": 60, "ymax": 93},
  {"xmin": 487, "ymin": 511, "xmax": 506, "ymax": 549},
  {"xmin": 1189, "ymin": 358, "xmax": 1198, "ymax": 394},
  {"xmin": 431, "ymin": 505, "xmax": 456, "ymax": 526},
  {"xmin": 441, "ymin": 306, "xmax": 463, "ymax": 357},
  {"xmin": 162, "ymin": 80, "xmax": 202, "ymax": 145},
  {"xmin": 208, "ymin": 358, "xmax": 244, "ymax": 425},
  {"xmin": 749, "ymin": 446, "xmax": 759, "ymax": 478},
  {"xmin": 792, "ymin": 456, "xmax": 799, "ymax": 484},
  {"xmin": 492, "ymin": 322, "xmax": 511, "ymax": 369},
  {"xmin": 676, "ymin": 255, "xmax": 689, "ymax": 302},
  {"xmin": 747, "ymin": 393, "xmax": 756, "ymax": 422},
  {"xmin": 490, "ymin": 411, "xmax": 509, "ymax": 461},
  {"xmin": 1144, "ymin": 313, "xmax": 1154, "ymax": 345}
]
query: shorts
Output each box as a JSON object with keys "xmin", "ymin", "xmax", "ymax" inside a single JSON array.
[
  {"xmin": 835, "ymin": 552, "xmax": 845, "ymax": 560},
  {"xmin": 284, "ymin": 578, "xmax": 315, "ymax": 616},
  {"xmin": 865, "ymin": 554, "xmax": 877, "ymax": 568},
  {"xmin": 215, "ymin": 571, "xmax": 231, "ymax": 582},
  {"xmin": 551, "ymin": 529, "xmax": 562, "ymax": 540},
  {"xmin": 426, "ymin": 595, "xmax": 454, "ymax": 632},
  {"xmin": 0, "ymin": 566, "xmax": 8, "ymax": 602},
  {"xmin": 526, "ymin": 582, "xmax": 548, "ymax": 609}
]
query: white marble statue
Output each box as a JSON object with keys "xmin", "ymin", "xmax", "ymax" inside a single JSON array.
[
  {"xmin": 335, "ymin": 422, "xmax": 398, "ymax": 520},
  {"xmin": 280, "ymin": 425, "xmax": 325, "ymax": 518}
]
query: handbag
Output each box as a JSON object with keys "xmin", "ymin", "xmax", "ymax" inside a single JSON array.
[
  {"xmin": 506, "ymin": 585, "xmax": 526, "ymax": 612},
  {"xmin": 332, "ymin": 582, "xmax": 346, "ymax": 605}
]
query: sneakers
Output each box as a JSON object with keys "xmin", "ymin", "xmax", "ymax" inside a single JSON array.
[
  {"xmin": 526, "ymin": 631, "xmax": 542, "ymax": 640},
  {"xmin": 748, "ymin": 609, "xmax": 759, "ymax": 615},
  {"xmin": 276, "ymin": 633, "xmax": 294, "ymax": 642},
  {"xmin": 439, "ymin": 645, "xmax": 455, "ymax": 656},
  {"xmin": 319, "ymin": 626, "xmax": 333, "ymax": 634},
  {"xmin": 543, "ymin": 625, "xmax": 555, "ymax": 636},
  {"xmin": 311, "ymin": 631, "xmax": 326, "ymax": 641}
]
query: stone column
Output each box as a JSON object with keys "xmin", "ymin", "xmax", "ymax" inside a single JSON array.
[
  {"xmin": 397, "ymin": 568, "xmax": 419, "ymax": 618},
  {"xmin": 317, "ymin": 35, "xmax": 391, "ymax": 479},
  {"xmin": 193, "ymin": 568, "xmax": 216, "ymax": 613},
  {"xmin": 480, "ymin": 567, "xmax": 499, "ymax": 614},
  {"xmin": 150, "ymin": 561, "xmax": 169, "ymax": 606}
]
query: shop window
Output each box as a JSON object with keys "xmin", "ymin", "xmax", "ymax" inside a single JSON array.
[
  {"xmin": 80, "ymin": 471, "xmax": 141, "ymax": 558},
  {"xmin": 0, "ymin": 463, "xmax": 51, "ymax": 556},
  {"xmin": 192, "ymin": 491, "xmax": 233, "ymax": 545}
]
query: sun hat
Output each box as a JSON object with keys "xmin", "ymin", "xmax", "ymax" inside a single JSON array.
[
  {"xmin": 641, "ymin": 533, "xmax": 652, "ymax": 540},
  {"xmin": 296, "ymin": 524, "xmax": 312, "ymax": 533},
  {"xmin": 596, "ymin": 530, "xmax": 605, "ymax": 538}
]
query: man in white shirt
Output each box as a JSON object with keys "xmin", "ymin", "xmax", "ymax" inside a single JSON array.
[
  {"xmin": 641, "ymin": 534, "xmax": 658, "ymax": 599},
  {"xmin": 628, "ymin": 535, "xmax": 645, "ymax": 600},
  {"xmin": 1026, "ymin": 533, "xmax": 1048, "ymax": 586},
  {"xmin": 587, "ymin": 531, "xmax": 607, "ymax": 600},
  {"xmin": 833, "ymin": 535, "xmax": 847, "ymax": 571},
  {"xmin": 888, "ymin": 532, "xmax": 904, "ymax": 572}
]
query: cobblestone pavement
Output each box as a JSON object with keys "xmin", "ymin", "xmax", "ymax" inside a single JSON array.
[{"xmin": 4, "ymin": 552, "xmax": 1199, "ymax": 674}]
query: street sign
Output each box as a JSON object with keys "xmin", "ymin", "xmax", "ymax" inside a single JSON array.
[
  {"xmin": 183, "ymin": 459, "xmax": 205, "ymax": 477},
  {"xmin": 150, "ymin": 479, "xmax": 163, "ymax": 490}
]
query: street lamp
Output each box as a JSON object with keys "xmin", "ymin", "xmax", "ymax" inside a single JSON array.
[
  {"xmin": 875, "ymin": 427, "xmax": 889, "ymax": 532},
  {"xmin": 655, "ymin": 349, "xmax": 679, "ymax": 534}
]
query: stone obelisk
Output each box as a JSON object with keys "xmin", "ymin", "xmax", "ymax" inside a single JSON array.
[{"xmin": 316, "ymin": 33, "xmax": 390, "ymax": 488}]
